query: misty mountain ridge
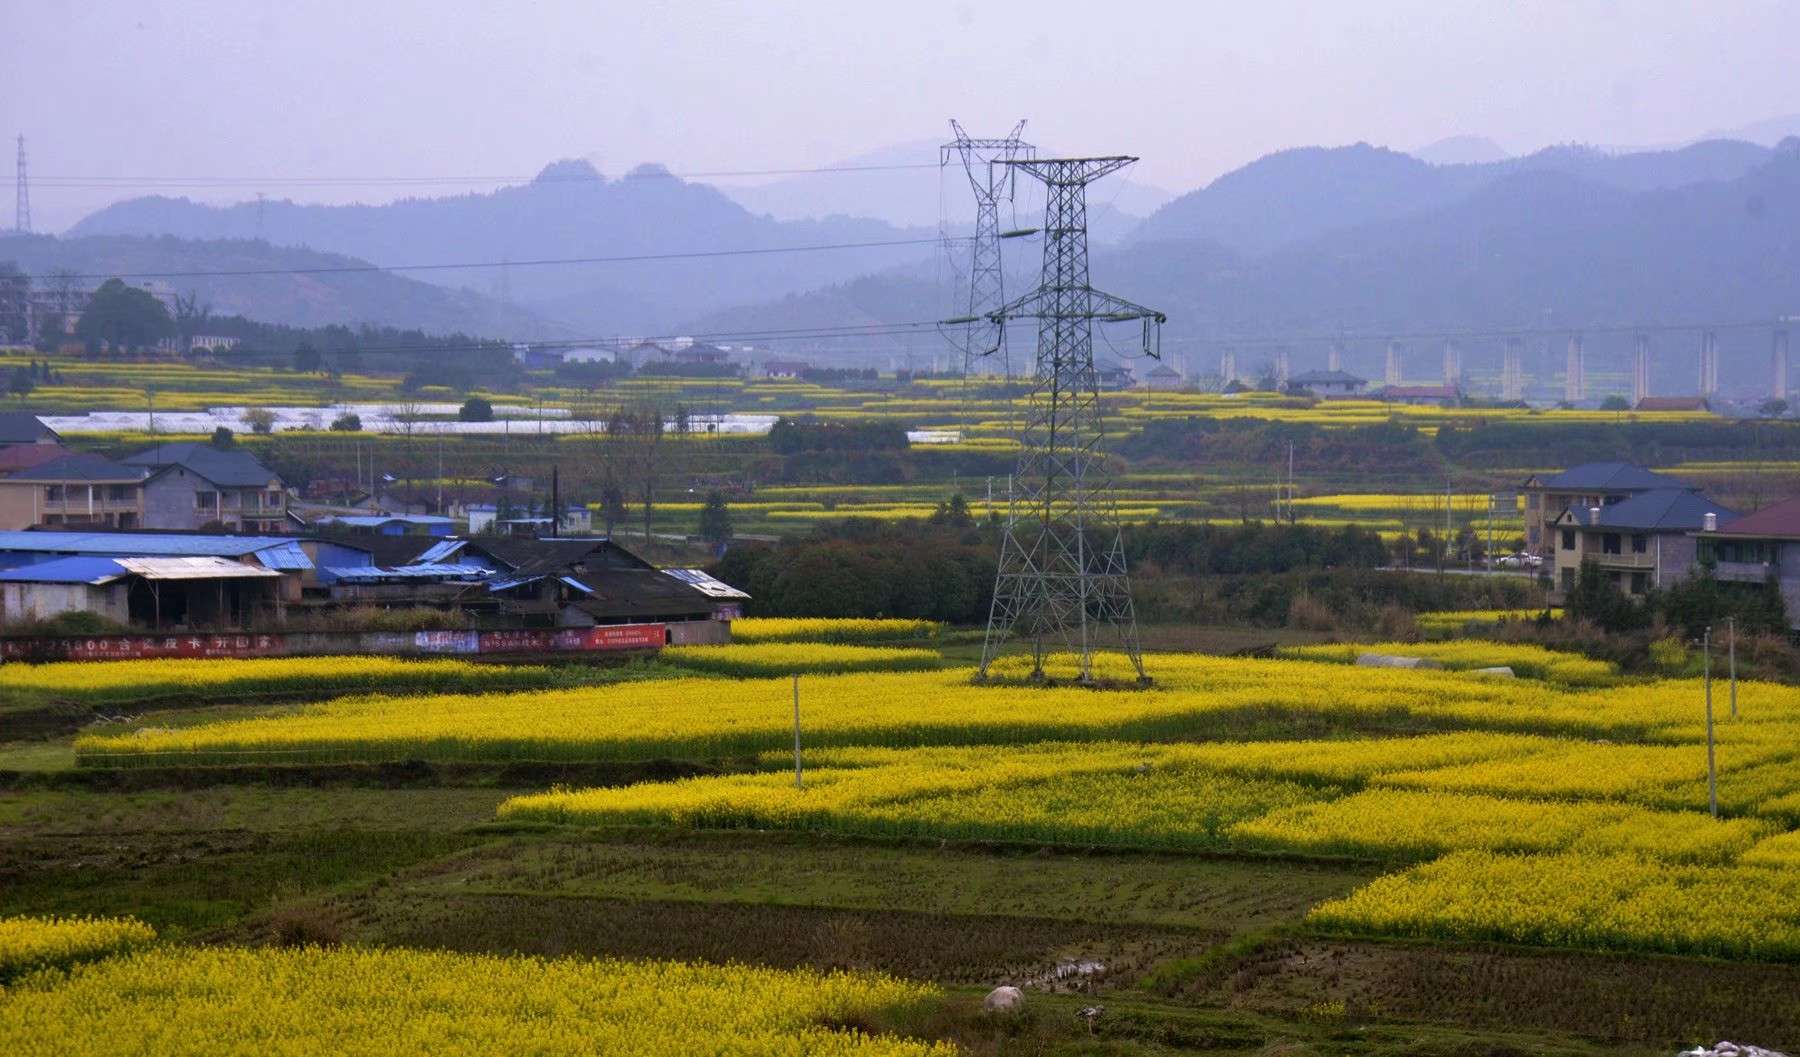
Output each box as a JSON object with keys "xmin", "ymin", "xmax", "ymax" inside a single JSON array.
[
  {"xmin": 683, "ymin": 141, "xmax": 1800, "ymax": 392},
  {"xmin": 0, "ymin": 232, "xmax": 561, "ymax": 338},
  {"xmin": 1135, "ymin": 137, "xmax": 1783, "ymax": 254},
  {"xmin": 713, "ymin": 136, "xmax": 1174, "ymax": 231},
  {"xmin": 68, "ymin": 158, "xmax": 943, "ymax": 334}
]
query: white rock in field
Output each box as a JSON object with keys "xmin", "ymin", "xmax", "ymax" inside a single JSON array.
[
  {"xmin": 983, "ymin": 986, "xmax": 1025, "ymax": 1014},
  {"xmin": 1354, "ymin": 653, "xmax": 1445, "ymax": 670},
  {"xmin": 1679, "ymin": 1043, "xmax": 1789, "ymax": 1057},
  {"xmin": 1471, "ymin": 666, "xmax": 1516, "ymax": 678}
]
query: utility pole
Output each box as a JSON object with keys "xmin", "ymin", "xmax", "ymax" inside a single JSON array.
[
  {"xmin": 791, "ymin": 674, "xmax": 803, "ymax": 790},
  {"xmin": 1704, "ymin": 626, "xmax": 1717, "ymax": 817},
  {"xmin": 13, "ymin": 135, "xmax": 28, "ymax": 234},
  {"xmin": 972, "ymin": 155, "xmax": 1165, "ymax": 684},
  {"xmin": 1729, "ymin": 615, "xmax": 1738, "ymax": 719},
  {"xmin": 1285, "ymin": 442, "xmax": 1295, "ymax": 525},
  {"xmin": 942, "ymin": 120, "xmax": 1035, "ymax": 381}
]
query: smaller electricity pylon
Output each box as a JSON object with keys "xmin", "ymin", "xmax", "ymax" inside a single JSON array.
[
  {"xmin": 976, "ymin": 155, "xmax": 1164, "ymax": 684},
  {"xmin": 941, "ymin": 120, "xmax": 1034, "ymax": 379}
]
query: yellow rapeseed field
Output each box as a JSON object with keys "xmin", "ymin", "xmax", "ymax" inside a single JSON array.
[
  {"xmin": 0, "ymin": 946, "xmax": 950, "ymax": 1057},
  {"xmin": 1282, "ymin": 641, "xmax": 1617, "ymax": 686},
  {"xmin": 1307, "ymin": 851, "xmax": 1800, "ymax": 961},
  {"xmin": 75, "ymin": 653, "xmax": 1800, "ymax": 766},
  {"xmin": 663, "ymin": 642, "xmax": 941, "ymax": 677},
  {"xmin": 0, "ymin": 915, "xmax": 155, "ymax": 980},
  {"xmin": 729, "ymin": 617, "xmax": 940, "ymax": 644},
  {"xmin": 0, "ymin": 655, "xmax": 562, "ymax": 708}
]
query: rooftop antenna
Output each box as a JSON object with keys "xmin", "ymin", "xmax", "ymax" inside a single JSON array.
[
  {"xmin": 941, "ymin": 120, "xmax": 1034, "ymax": 382},
  {"xmin": 974, "ymin": 155, "xmax": 1165, "ymax": 684},
  {"xmin": 14, "ymin": 135, "xmax": 29, "ymax": 234}
]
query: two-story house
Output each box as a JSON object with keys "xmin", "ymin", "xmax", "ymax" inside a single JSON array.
[
  {"xmin": 1694, "ymin": 495, "xmax": 1800, "ymax": 629},
  {"xmin": 1522, "ymin": 463, "xmax": 1694, "ymax": 561},
  {"xmin": 121, "ymin": 443, "xmax": 291, "ymax": 533},
  {"xmin": 0, "ymin": 454, "xmax": 153, "ymax": 530},
  {"xmin": 1549, "ymin": 488, "xmax": 1737, "ymax": 601}
]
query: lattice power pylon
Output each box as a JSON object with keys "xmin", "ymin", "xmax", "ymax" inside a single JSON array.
[
  {"xmin": 14, "ymin": 135, "xmax": 28, "ymax": 234},
  {"xmin": 976, "ymin": 156, "xmax": 1165, "ymax": 683},
  {"xmin": 942, "ymin": 120, "xmax": 1033, "ymax": 378}
]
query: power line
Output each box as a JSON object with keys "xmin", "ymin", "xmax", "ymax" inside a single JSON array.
[
  {"xmin": 20, "ymin": 236, "xmax": 963, "ymax": 282},
  {"xmin": 26, "ymin": 161, "xmax": 942, "ymax": 191},
  {"xmin": 164, "ymin": 321, "xmax": 959, "ymax": 357},
  {"xmin": 1170, "ymin": 318, "xmax": 1796, "ymax": 349}
]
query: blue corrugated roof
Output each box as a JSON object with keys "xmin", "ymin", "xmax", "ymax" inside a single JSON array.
[
  {"xmin": 318, "ymin": 515, "xmax": 455, "ymax": 527},
  {"xmin": 0, "ymin": 531, "xmax": 306, "ymax": 558},
  {"xmin": 414, "ymin": 539, "xmax": 467, "ymax": 563},
  {"xmin": 0, "ymin": 556, "xmax": 127, "ymax": 584},
  {"xmin": 558, "ymin": 575, "xmax": 594, "ymax": 595},
  {"xmin": 252, "ymin": 541, "xmax": 314, "ymax": 571},
  {"xmin": 328, "ymin": 562, "xmax": 490, "ymax": 583}
]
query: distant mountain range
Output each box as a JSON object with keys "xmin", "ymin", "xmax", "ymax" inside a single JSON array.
[
  {"xmin": 691, "ymin": 139, "xmax": 1800, "ymax": 392},
  {"xmin": 0, "ymin": 232, "xmax": 558, "ymax": 337},
  {"xmin": 714, "ymin": 137, "xmax": 1174, "ymax": 235},
  {"xmin": 33, "ymin": 129, "xmax": 1800, "ymax": 388},
  {"xmin": 67, "ymin": 160, "xmax": 943, "ymax": 334},
  {"xmin": 1132, "ymin": 138, "xmax": 1780, "ymax": 254}
]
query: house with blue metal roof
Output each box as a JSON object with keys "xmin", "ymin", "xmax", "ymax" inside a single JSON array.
[
  {"xmin": 1521, "ymin": 462, "xmax": 1696, "ymax": 560},
  {"xmin": 1548, "ymin": 488, "xmax": 1738, "ymax": 601},
  {"xmin": 0, "ymin": 553, "xmax": 286, "ymax": 628}
]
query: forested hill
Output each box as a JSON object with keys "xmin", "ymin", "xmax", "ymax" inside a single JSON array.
[{"xmin": 0, "ymin": 232, "xmax": 559, "ymax": 338}]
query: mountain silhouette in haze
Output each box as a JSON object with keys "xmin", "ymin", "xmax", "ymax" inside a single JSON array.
[
  {"xmin": 0, "ymin": 232, "xmax": 558, "ymax": 337},
  {"xmin": 1133, "ymin": 138, "xmax": 1779, "ymax": 254},
  {"xmin": 692, "ymin": 138, "xmax": 1800, "ymax": 391},
  {"xmin": 68, "ymin": 159, "xmax": 941, "ymax": 333}
]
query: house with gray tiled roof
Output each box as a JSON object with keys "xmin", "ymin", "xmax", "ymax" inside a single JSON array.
[{"xmin": 1549, "ymin": 488, "xmax": 1737, "ymax": 601}]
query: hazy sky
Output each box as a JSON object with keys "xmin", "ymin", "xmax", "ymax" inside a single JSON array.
[{"xmin": 4, "ymin": 0, "xmax": 1798, "ymax": 230}]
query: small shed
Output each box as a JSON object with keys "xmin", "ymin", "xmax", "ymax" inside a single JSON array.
[{"xmin": 0, "ymin": 555, "xmax": 283, "ymax": 628}]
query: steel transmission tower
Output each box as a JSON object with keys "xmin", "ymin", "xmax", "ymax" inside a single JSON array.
[
  {"xmin": 976, "ymin": 156, "xmax": 1165, "ymax": 683},
  {"xmin": 13, "ymin": 135, "xmax": 28, "ymax": 234},
  {"xmin": 941, "ymin": 120, "xmax": 1033, "ymax": 378}
]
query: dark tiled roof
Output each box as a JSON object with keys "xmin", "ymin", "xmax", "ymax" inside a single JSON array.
[
  {"xmin": 2, "ymin": 454, "xmax": 151, "ymax": 483},
  {"xmin": 568, "ymin": 567, "xmax": 717, "ymax": 620},
  {"xmin": 1705, "ymin": 495, "xmax": 1800, "ymax": 538},
  {"xmin": 1581, "ymin": 489, "xmax": 1737, "ymax": 531},
  {"xmin": 123, "ymin": 442, "xmax": 285, "ymax": 487},
  {"xmin": 1288, "ymin": 369, "xmax": 1366, "ymax": 385},
  {"xmin": 0, "ymin": 443, "xmax": 77, "ymax": 475},
  {"xmin": 0, "ymin": 412, "xmax": 58, "ymax": 445},
  {"xmin": 1536, "ymin": 462, "xmax": 1687, "ymax": 491}
]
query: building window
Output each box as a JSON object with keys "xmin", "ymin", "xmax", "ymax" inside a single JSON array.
[
  {"xmin": 1630, "ymin": 571, "xmax": 1648, "ymax": 594},
  {"xmin": 44, "ymin": 485, "xmax": 62, "ymax": 502},
  {"xmin": 1631, "ymin": 534, "xmax": 1648, "ymax": 554},
  {"xmin": 1560, "ymin": 567, "xmax": 1575, "ymax": 591},
  {"xmin": 1602, "ymin": 533, "xmax": 1621, "ymax": 555},
  {"xmin": 1528, "ymin": 526, "xmax": 1540, "ymax": 544},
  {"xmin": 1561, "ymin": 529, "xmax": 1575, "ymax": 551},
  {"xmin": 108, "ymin": 485, "xmax": 133, "ymax": 502},
  {"xmin": 268, "ymin": 491, "xmax": 283, "ymax": 509},
  {"xmin": 195, "ymin": 491, "xmax": 217, "ymax": 510},
  {"xmin": 1527, "ymin": 494, "xmax": 1539, "ymax": 510}
]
